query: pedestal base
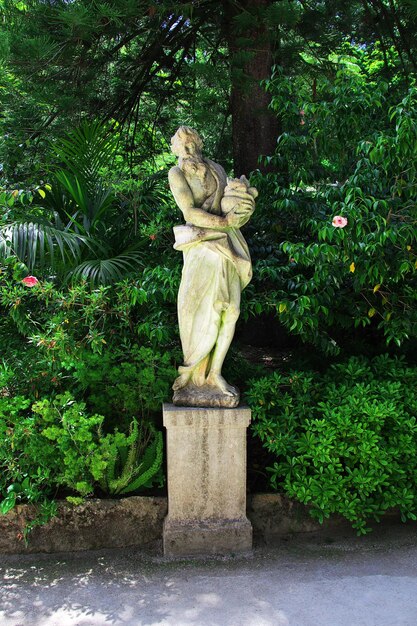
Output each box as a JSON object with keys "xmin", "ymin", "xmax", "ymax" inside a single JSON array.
[
  {"xmin": 163, "ymin": 404, "xmax": 252, "ymax": 557},
  {"xmin": 163, "ymin": 517, "xmax": 252, "ymax": 557}
]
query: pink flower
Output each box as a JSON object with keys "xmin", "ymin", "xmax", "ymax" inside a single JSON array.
[
  {"xmin": 22, "ymin": 276, "xmax": 39, "ymax": 287},
  {"xmin": 332, "ymin": 216, "xmax": 348, "ymax": 228},
  {"xmin": 149, "ymin": 234, "xmax": 156, "ymax": 241}
]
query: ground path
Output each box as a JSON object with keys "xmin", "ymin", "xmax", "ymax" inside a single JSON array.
[{"xmin": 1, "ymin": 520, "xmax": 416, "ymax": 626}]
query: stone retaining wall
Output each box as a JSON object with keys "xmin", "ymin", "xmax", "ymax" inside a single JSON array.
[
  {"xmin": 0, "ymin": 494, "xmax": 356, "ymax": 555},
  {"xmin": 0, "ymin": 496, "xmax": 167, "ymax": 555}
]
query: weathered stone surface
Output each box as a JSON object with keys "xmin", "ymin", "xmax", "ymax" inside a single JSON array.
[
  {"xmin": 163, "ymin": 405, "xmax": 250, "ymax": 520},
  {"xmin": 163, "ymin": 518, "xmax": 252, "ymax": 557},
  {"xmin": 173, "ymin": 383, "xmax": 240, "ymax": 408},
  {"xmin": 247, "ymin": 493, "xmax": 350, "ymax": 541},
  {"xmin": 169, "ymin": 126, "xmax": 257, "ymax": 408},
  {"xmin": 0, "ymin": 492, "xmax": 403, "ymax": 555},
  {"xmin": 0, "ymin": 496, "xmax": 167, "ymax": 555},
  {"xmin": 163, "ymin": 404, "xmax": 252, "ymax": 556}
]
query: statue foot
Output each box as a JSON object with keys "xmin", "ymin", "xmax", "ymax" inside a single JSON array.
[
  {"xmin": 191, "ymin": 367, "xmax": 207, "ymax": 387},
  {"xmin": 173, "ymin": 376, "xmax": 240, "ymax": 408},
  {"xmin": 172, "ymin": 373, "xmax": 190, "ymax": 391},
  {"xmin": 206, "ymin": 373, "xmax": 238, "ymax": 397}
]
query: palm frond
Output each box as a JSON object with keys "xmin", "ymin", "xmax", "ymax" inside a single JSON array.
[
  {"xmin": 67, "ymin": 247, "xmax": 146, "ymax": 285},
  {"xmin": 54, "ymin": 170, "xmax": 114, "ymax": 230},
  {"xmin": 52, "ymin": 121, "xmax": 117, "ymax": 229},
  {"xmin": 54, "ymin": 170, "xmax": 90, "ymax": 217},
  {"xmin": 0, "ymin": 232, "xmax": 11, "ymax": 258},
  {"xmin": 42, "ymin": 179, "xmax": 77, "ymax": 224},
  {"xmin": 136, "ymin": 171, "xmax": 168, "ymax": 209},
  {"xmin": 53, "ymin": 120, "xmax": 117, "ymax": 184},
  {"xmin": 0, "ymin": 219, "xmax": 86, "ymax": 271}
]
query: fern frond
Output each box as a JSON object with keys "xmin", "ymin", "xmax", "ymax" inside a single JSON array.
[
  {"xmin": 119, "ymin": 429, "xmax": 164, "ymax": 494},
  {"xmin": 100, "ymin": 423, "xmax": 164, "ymax": 496}
]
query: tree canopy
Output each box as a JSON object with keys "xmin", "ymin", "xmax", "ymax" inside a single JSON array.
[{"xmin": 2, "ymin": 0, "xmax": 416, "ymax": 181}]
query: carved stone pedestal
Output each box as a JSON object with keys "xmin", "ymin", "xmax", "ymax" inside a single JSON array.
[{"xmin": 163, "ymin": 404, "xmax": 252, "ymax": 557}]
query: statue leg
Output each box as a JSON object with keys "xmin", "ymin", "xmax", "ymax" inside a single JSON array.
[
  {"xmin": 173, "ymin": 247, "xmax": 220, "ymax": 391},
  {"xmin": 206, "ymin": 272, "xmax": 241, "ymax": 397},
  {"xmin": 191, "ymin": 355, "xmax": 210, "ymax": 386},
  {"xmin": 173, "ymin": 355, "xmax": 209, "ymax": 389}
]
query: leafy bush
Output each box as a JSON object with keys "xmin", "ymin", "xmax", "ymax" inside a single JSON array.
[
  {"xmin": 243, "ymin": 70, "xmax": 417, "ymax": 356},
  {"xmin": 247, "ymin": 354, "xmax": 417, "ymax": 533},
  {"xmin": 0, "ymin": 389, "xmax": 164, "ymax": 513},
  {"xmin": 0, "ymin": 258, "xmax": 174, "ymax": 536},
  {"xmin": 265, "ymin": 45, "xmax": 394, "ymax": 183},
  {"xmin": 0, "ymin": 257, "xmax": 179, "ymax": 411}
]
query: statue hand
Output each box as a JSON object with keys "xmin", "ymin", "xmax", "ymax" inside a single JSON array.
[{"xmin": 225, "ymin": 198, "xmax": 255, "ymax": 228}]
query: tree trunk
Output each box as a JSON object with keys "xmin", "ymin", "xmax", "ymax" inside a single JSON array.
[{"xmin": 223, "ymin": 0, "xmax": 280, "ymax": 177}]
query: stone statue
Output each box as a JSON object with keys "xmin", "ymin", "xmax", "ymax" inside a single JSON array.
[{"xmin": 168, "ymin": 126, "xmax": 257, "ymax": 408}]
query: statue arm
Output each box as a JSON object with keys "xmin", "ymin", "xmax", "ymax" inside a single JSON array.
[{"xmin": 168, "ymin": 167, "xmax": 227, "ymax": 229}]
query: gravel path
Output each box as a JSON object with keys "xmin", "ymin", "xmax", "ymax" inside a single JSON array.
[{"xmin": 1, "ymin": 520, "xmax": 417, "ymax": 626}]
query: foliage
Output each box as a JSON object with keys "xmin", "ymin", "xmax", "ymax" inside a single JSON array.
[
  {"xmin": 0, "ymin": 256, "xmax": 174, "ymax": 532},
  {"xmin": 1, "ymin": 121, "xmax": 169, "ymax": 285},
  {"xmin": 265, "ymin": 50, "xmax": 390, "ymax": 184},
  {"xmin": 0, "ymin": 258, "xmax": 179, "ymax": 418},
  {"xmin": 243, "ymin": 72, "xmax": 417, "ymax": 355},
  {"xmin": 0, "ymin": 389, "xmax": 164, "ymax": 515},
  {"xmin": 4, "ymin": 0, "xmax": 416, "ymax": 180},
  {"xmin": 247, "ymin": 354, "xmax": 417, "ymax": 534},
  {"xmin": 0, "ymin": 0, "xmax": 234, "ymax": 180},
  {"xmin": 98, "ymin": 421, "xmax": 164, "ymax": 495},
  {"xmin": 2, "ymin": 0, "xmax": 417, "ymax": 539}
]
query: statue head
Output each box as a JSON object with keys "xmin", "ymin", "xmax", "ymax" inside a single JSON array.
[{"xmin": 171, "ymin": 126, "xmax": 203, "ymax": 158}]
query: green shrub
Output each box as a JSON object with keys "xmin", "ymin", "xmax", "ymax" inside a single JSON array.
[
  {"xmin": 0, "ymin": 259, "xmax": 179, "ymax": 418},
  {"xmin": 0, "ymin": 390, "xmax": 164, "ymax": 515},
  {"xmin": 0, "ymin": 233, "xmax": 174, "ymax": 542},
  {"xmin": 243, "ymin": 77, "xmax": 417, "ymax": 356},
  {"xmin": 247, "ymin": 354, "xmax": 417, "ymax": 533}
]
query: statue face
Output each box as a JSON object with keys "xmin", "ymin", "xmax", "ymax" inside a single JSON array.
[
  {"xmin": 171, "ymin": 137, "xmax": 199, "ymax": 159},
  {"xmin": 171, "ymin": 127, "xmax": 203, "ymax": 159}
]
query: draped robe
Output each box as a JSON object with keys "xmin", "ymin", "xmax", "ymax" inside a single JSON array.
[{"xmin": 173, "ymin": 158, "xmax": 252, "ymax": 383}]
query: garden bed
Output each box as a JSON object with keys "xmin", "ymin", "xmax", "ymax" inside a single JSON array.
[{"xmin": 0, "ymin": 493, "xmax": 359, "ymax": 555}]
